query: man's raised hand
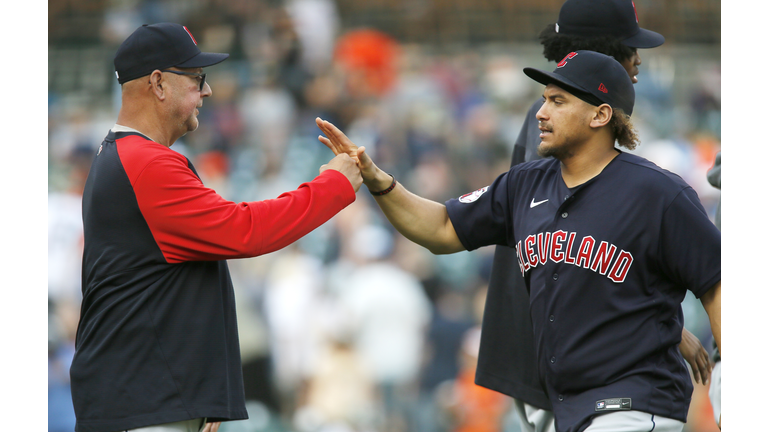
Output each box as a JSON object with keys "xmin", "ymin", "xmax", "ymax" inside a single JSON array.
[{"xmin": 316, "ymin": 117, "xmax": 359, "ymax": 162}]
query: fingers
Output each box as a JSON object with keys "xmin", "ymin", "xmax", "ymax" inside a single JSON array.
[
  {"xmin": 691, "ymin": 363, "xmax": 701, "ymax": 384},
  {"xmin": 316, "ymin": 117, "xmax": 358, "ymax": 152},
  {"xmin": 316, "ymin": 118, "xmax": 340, "ymax": 153},
  {"xmin": 211, "ymin": 422, "xmax": 221, "ymax": 432},
  {"xmin": 699, "ymin": 353, "xmax": 711, "ymax": 385},
  {"xmin": 317, "ymin": 135, "xmax": 337, "ymax": 154},
  {"xmin": 315, "ymin": 117, "xmax": 347, "ymax": 154}
]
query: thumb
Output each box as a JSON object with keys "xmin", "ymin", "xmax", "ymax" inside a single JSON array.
[{"xmin": 357, "ymin": 146, "xmax": 372, "ymax": 166}]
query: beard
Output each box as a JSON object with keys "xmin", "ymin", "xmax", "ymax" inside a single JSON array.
[{"xmin": 537, "ymin": 138, "xmax": 578, "ymax": 160}]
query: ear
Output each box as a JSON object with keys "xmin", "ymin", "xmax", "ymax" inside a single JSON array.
[
  {"xmin": 589, "ymin": 104, "xmax": 613, "ymax": 129},
  {"xmin": 148, "ymin": 70, "xmax": 167, "ymax": 101}
]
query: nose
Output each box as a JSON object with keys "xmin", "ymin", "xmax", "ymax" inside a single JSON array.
[
  {"xmin": 536, "ymin": 103, "xmax": 548, "ymax": 122},
  {"xmin": 634, "ymin": 51, "xmax": 642, "ymax": 66},
  {"xmin": 201, "ymin": 81, "xmax": 212, "ymax": 98}
]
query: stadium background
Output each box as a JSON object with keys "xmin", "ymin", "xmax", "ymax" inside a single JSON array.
[{"xmin": 47, "ymin": 0, "xmax": 721, "ymax": 431}]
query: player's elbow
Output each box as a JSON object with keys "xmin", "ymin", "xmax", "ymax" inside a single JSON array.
[
  {"xmin": 426, "ymin": 244, "xmax": 453, "ymax": 255},
  {"xmin": 424, "ymin": 236, "xmax": 465, "ymax": 255}
]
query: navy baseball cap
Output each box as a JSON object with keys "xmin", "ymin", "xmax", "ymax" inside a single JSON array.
[
  {"xmin": 524, "ymin": 50, "xmax": 635, "ymax": 116},
  {"xmin": 556, "ymin": 0, "xmax": 664, "ymax": 48},
  {"xmin": 114, "ymin": 23, "xmax": 229, "ymax": 84}
]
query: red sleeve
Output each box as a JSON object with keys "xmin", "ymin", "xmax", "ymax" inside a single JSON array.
[{"xmin": 122, "ymin": 147, "xmax": 355, "ymax": 263}]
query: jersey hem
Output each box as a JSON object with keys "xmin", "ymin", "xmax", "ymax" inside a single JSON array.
[
  {"xmin": 75, "ymin": 408, "xmax": 249, "ymax": 432},
  {"xmin": 475, "ymin": 368, "xmax": 552, "ymax": 410}
]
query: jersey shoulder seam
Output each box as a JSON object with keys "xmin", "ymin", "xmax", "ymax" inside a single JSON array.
[{"xmin": 116, "ymin": 138, "xmax": 190, "ymax": 187}]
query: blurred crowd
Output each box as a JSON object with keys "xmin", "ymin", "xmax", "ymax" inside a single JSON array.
[{"xmin": 48, "ymin": 1, "xmax": 721, "ymax": 432}]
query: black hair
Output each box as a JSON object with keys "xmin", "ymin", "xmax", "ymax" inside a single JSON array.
[{"xmin": 539, "ymin": 23, "xmax": 636, "ymax": 64}]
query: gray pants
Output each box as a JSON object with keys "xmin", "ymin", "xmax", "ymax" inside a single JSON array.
[
  {"xmin": 514, "ymin": 399, "xmax": 556, "ymax": 432},
  {"xmin": 584, "ymin": 411, "xmax": 684, "ymax": 432},
  {"xmin": 709, "ymin": 361, "xmax": 722, "ymax": 426},
  {"xmin": 126, "ymin": 418, "xmax": 207, "ymax": 432},
  {"xmin": 515, "ymin": 400, "xmax": 684, "ymax": 432}
]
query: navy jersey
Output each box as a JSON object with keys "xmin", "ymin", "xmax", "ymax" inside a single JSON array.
[
  {"xmin": 446, "ymin": 151, "xmax": 720, "ymax": 432},
  {"xmin": 474, "ymin": 99, "xmax": 551, "ymax": 409},
  {"xmin": 72, "ymin": 131, "xmax": 355, "ymax": 432}
]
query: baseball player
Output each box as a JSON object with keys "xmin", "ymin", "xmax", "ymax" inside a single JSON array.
[
  {"xmin": 316, "ymin": 50, "xmax": 721, "ymax": 432},
  {"xmin": 480, "ymin": 1, "xmax": 712, "ymax": 431},
  {"xmin": 70, "ymin": 23, "xmax": 361, "ymax": 432}
]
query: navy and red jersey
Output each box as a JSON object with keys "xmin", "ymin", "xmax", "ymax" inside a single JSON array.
[
  {"xmin": 71, "ymin": 130, "xmax": 355, "ymax": 432},
  {"xmin": 445, "ymin": 151, "xmax": 720, "ymax": 432}
]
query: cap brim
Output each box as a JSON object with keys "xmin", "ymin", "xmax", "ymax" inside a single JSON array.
[
  {"xmin": 622, "ymin": 28, "xmax": 665, "ymax": 49},
  {"xmin": 523, "ymin": 67, "xmax": 592, "ymax": 98},
  {"xmin": 176, "ymin": 52, "xmax": 230, "ymax": 68}
]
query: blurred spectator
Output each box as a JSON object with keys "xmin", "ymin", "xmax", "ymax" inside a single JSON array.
[
  {"xmin": 296, "ymin": 328, "xmax": 378, "ymax": 431},
  {"xmin": 335, "ymin": 224, "xmax": 432, "ymax": 431},
  {"xmin": 416, "ymin": 287, "xmax": 475, "ymax": 432},
  {"xmin": 48, "ymin": 299, "xmax": 78, "ymax": 432},
  {"xmin": 263, "ymin": 244, "xmax": 328, "ymax": 414},
  {"xmin": 441, "ymin": 327, "xmax": 511, "ymax": 432},
  {"xmin": 286, "ymin": 0, "xmax": 341, "ymax": 74},
  {"xmin": 335, "ymin": 29, "xmax": 401, "ymax": 99}
]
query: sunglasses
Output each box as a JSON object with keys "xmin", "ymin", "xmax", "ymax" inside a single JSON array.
[{"xmin": 161, "ymin": 69, "xmax": 206, "ymax": 91}]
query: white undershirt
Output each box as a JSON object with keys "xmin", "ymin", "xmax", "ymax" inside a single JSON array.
[{"xmin": 111, "ymin": 124, "xmax": 156, "ymax": 143}]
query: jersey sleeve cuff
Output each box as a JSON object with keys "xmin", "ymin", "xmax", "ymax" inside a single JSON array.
[
  {"xmin": 316, "ymin": 169, "xmax": 357, "ymax": 206},
  {"xmin": 691, "ymin": 272, "xmax": 721, "ymax": 299}
]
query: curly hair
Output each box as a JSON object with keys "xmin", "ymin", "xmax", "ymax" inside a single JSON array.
[
  {"xmin": 539, "ymin": 23, "xmax": 636, "ymax": 64},
  {"xmin": 609, "ymin": 108, "xmax": 639, "ymax": 150}
]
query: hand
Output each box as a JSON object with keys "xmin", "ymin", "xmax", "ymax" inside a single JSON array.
[
  {"xmin": 316, "ymin": 117, "xmax": 358, "ymax": 160},
  {"xmin": 316, "ymin": 118, "xmax": 383, "ymax": 186},
  {"xmin": 202, "ymin": 421, "xmax": 220, "ymax": 432},
  {"xmin": 679, "ymin": 327, "xmax": 711, "ymax": 385},
  {"xmin": 320, "ymin": 153, "xmax": 363, "ymax": 192}
]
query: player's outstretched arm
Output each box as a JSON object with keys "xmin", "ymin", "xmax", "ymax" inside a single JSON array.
[
  {"xmin": 700, "ymin": 280, "xmax": 721, "ymax": 356},
  {"xmin": 679, "ymin": 327, "xmax": 711, "ymax": 384},
  {"xmin": 316, "ymin": 118, "xmax": 465, "ymax": 255}
]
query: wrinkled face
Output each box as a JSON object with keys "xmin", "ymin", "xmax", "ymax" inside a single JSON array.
[
  {"xmin": 165, "ymin": 67, "xmax": 211, "ymax": 136},
  {"xmin": 536, "ymin": 84, "xmax": 597, "ymax": 160},
  {"xmin": 620, "ymin": 49, "xmax": 642, "ymax": 84}
]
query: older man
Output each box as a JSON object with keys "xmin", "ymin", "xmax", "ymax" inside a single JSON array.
[
  {"xmin": 316, "ymin": 50, "xmax": 721, "ymax": 432},
  {"xmin": 70, "ymin": 23, "xmax": 361, "ymax": 432}
]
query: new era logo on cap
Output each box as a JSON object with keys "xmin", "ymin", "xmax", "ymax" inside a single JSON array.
[{"xmin": 598, "ymin": 83, "xmax": 608, "ymax": 93}]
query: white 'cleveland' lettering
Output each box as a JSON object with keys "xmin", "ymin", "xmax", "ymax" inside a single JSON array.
[{"xmin": 515, "ymin": 231, "xmax": 634, "ymax": 283}]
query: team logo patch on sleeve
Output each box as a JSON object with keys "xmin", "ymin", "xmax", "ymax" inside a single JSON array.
[{"xmin": 459, "ymin": 186, "xmax": 489, "ymax": 203}]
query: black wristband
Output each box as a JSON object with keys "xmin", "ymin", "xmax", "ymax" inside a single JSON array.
[{"xmin": 370, "ymin": 174, "xmax": 397, "ymax": 196}]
